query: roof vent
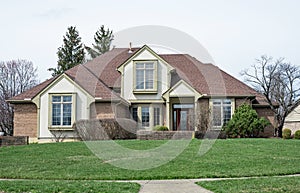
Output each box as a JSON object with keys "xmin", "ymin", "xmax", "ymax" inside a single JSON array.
[{"xmin": 128, "ymin": 42, "xmax": 133, "ymax": 53}]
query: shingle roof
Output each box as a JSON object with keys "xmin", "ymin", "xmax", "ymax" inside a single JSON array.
[{"xmin": 9, "ymin": 46, "xmax": 267, "ymax": 105}]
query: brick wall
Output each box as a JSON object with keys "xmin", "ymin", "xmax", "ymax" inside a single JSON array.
[
  {"xmin": 13, "ymin": 103, "xmax": 37, "ymax": 138},
  {"xmin": 255, "ymin": 107, "xmax": 275, "ymax": 137},
  {"xmin": 90, "ymin": 102, "xmax": 130, "ymax": 119},
  {"xmin": 137, "ymin": 130, "xmax": 194, "ymax": 140},
  {"xmin": 235, "ymin": 98, "xmax": 251, "ymax": 108}
]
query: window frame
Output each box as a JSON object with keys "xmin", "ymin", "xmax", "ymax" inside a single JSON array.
[
  {"xmin": 211, "ymin": 98, "xmax": 233, "ymax": 128},
  {"xmin": 48, "ymin": 93, "xmax": 76, "ymax": 130},
  {"xmin": 131, "ymin": 104, "xmax": 163, "ymax": 129},
  {"xmin": 133, "ymin": 60, "xmax": 158, "ymax": 93}
]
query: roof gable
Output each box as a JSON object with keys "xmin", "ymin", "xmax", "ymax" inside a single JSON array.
[{"xmin": 117, "ymin": 45, "xmax": 174, "ymax": 74}]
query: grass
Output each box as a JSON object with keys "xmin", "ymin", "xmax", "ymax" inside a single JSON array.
[
  {"xmin": 0, "ymin": 180, "xmax": 140, "ymax": 193},
  {"xmin": 0, "ymin": 139, "xmax": 299, "ymax": 180},
  {"xmin": 197, "ymin": 176, "xmax": 300, "ymax": 193}
]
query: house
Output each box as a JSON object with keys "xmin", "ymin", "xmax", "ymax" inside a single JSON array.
[
  {"xmin": 283, "ymin": 101, "xmax": 300, "ymax": 135},
  {"xmin": 8, "ymin": 45, "xmax": 275, "ymax": 142}
]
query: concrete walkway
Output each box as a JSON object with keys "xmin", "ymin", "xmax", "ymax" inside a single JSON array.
[
  {"xmin": 136, "ymin": 179, "xmax": 213, "ymax": 193},
  {"xmin": 1, "ymin": 174, "xmax": 300, "ymax": 193}
]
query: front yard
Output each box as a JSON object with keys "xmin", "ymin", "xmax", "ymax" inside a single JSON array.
[{"xmin": 0, "ymin": 139, "xmax": 299, "ymax": 180}]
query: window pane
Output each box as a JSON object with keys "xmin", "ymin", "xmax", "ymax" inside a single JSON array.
[
  {"xmin": 213, "ymin": 100, "xmax": 221, "ymax": 105},
  {"xmin": 145, "ymin": 69, "xmax": 154, "ymax": 89},
  {"xmin": 63, "ymin": 103, "xmax": 72, "ymax": 126},
  {"xmin": 136, "ymin": 63, "xmax": 144, "ymax": 69},
  {"xmin": 145, "ymin": 63, "xmax": 154, "ymax": 69},
  {"xmin": 52, "ymin": 103, "xmax": 61, "ymax": 125},
  {"xmin": 223, "ymin": 99, "xmax": 231, "ymax": 105},
  {"xmin": 132, "ymin": 107, "xmax": 138, "ymax": 122},
  {"xmin": 223, "ymin": 106, "xmax": 231, "ymax": 125},
  {"xmin": 154, "ymin": 107, "xmax": 160, "ymax": 126},
  {"xmin": 173, "ymin": 104, "xmax": 194, "ymax": 109},
  {"xmin": 213, "ymin": 105, "xmax": 221, "ymax": 126},
  {"xmin": 142, "ymin": 107, "xmax": 150, "ymax": 127},
  {"xmin": 63, "ymin": 96, "xmax": 72, "ymax": 102},
  {"xmin": 136, "ymin": 69, "xmax": 144, "ymax": 89},
  {"xmin": 52, "ymin": 96, "xmax": 61, "ymax": 102}
]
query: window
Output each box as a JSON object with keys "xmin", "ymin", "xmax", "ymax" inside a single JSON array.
[
  {"xmin": 134, "ymin": 61, "xmax": 157, "ymax": 92},
  {"xmin": 132, "ymin": 107, "xmax": 138, "ymax": 122},
  {"xmin": 51, "ymin": 95, "xmax": 74, "ymax": 127},
  {"xmin": 141, "ymin": 107, "xmax": 150, "ymax": 127},
  {"xmin": 154, "ymin": 107, "xmax": 160, "ymax": 126},
  {"xmin": 212, "ymin": 99, "xmax": 232, "ymax": 127}
]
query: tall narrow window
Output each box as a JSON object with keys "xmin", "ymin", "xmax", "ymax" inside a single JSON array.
[
  {"xmin": 132, "ymin": 107, "xmax": 138, "ymax": 122},
  {"xmin": 141, "ymin": 107, "xmax": 150, "ymax": 127},
  {"xmin": 135, "ymin": 62, "xmax": 156, "ymax": 91},
  {"xmin": 212, "ymin": 99, "xmax": 232, "ymax": 127},
  {"xmin": 154, "ymin": 107, "xmax": 160, "ymax": 126},
  {"xmin": 52, "ymin": 95, "xmax": 73, "ymax": 126}
]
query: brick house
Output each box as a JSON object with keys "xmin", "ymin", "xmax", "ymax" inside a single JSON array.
[{"xmin": 8, "ymin": 45, "xmax": 275, "ymax": 142}]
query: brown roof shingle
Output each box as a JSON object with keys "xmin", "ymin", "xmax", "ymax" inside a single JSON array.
[{"xmin": 10, "ymin": 46, "xmax": 266, "ymax": 105}]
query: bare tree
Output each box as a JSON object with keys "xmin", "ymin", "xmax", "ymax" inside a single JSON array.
[
  {"xmin": 0, "ymin": 60, "xmax": 38, "ymax": 135},
  {"xmin": 241, "ymin": 55, "xmax": 300, "ymax": 137}
]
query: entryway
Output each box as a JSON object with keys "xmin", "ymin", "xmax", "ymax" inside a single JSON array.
[{"xmin": 172, "ymin": 104, "xmax": 194, "ymax": 131}]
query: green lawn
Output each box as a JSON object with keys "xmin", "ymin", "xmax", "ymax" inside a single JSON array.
[
  {"xmin": 197, "ymin": 176, "xmax": 300, "ymax": 193},
  {"xmin": 0, "ymin": 180, "xmax": 140, "ymax": 193},
  {"xmin": 0, "ymin": 139, "xmax": 299, "ymax": 180}
]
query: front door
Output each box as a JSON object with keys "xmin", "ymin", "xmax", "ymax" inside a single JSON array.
[{"xmin": 172, "ymin": 104, "xmax": 194, "ymax": 131}]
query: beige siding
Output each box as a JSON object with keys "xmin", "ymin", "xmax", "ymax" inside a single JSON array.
[
  {"xmin": 283, "ymin": 122, "xmax": 300, "ymax": 135},
  {"xmin": 285, "ymin": 105, "xmax": 300, "ymax": 122}
]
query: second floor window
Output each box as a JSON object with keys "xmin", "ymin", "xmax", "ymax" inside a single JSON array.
[{"xmin": 135, "ymin": 61, "xmax": 157, "ymax": 91}]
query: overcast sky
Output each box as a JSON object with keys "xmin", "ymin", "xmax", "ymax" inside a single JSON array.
[{"xmin": 1, "ymin": 0, "xmax": 299, "ymax": 81}]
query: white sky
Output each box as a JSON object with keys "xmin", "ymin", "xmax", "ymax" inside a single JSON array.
[{"xmin": 0, "ymin": 0, "xmax": 299, "ymax": 81}]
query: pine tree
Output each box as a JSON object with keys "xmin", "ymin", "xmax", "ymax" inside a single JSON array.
[
  {"xmin": 85, "ymin": 25, "xmax": 114, "ymax": 59},
  {"xmin": 48, "ymin": 26, "xmax": 85, "ymax": 76}
]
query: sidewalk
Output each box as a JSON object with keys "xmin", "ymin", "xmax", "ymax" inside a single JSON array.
[{"xmin": 136, "ymin": 179, "xmax": 213, "ymax": 193}]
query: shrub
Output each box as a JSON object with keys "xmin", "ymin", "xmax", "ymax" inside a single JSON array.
[
  {"xmin": 153, "ymin": 125, "xmax": 169, "ymax": 131},
  {"xmin": 224, "ymin": 104, "xmax": 270, "ymax": 138},
  {"xmin": 73, "ymin": 118, "xmax": 138, "ymax": 140},
  {"xmin": 282, "ymin": 128, "xmax": 292, "ymax": 139},
  {"xmin": 294, "ymin": 130, "xmax": 300, "ymax": 139}
]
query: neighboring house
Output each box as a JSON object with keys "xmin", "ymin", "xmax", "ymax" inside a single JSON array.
[
  {"xmin": 283, "ymin": 101, "xmax": 300, "ymax": 135},
  {"xmin": 8, "ymin": 45, "xmax": 275, "ymax": 142}
]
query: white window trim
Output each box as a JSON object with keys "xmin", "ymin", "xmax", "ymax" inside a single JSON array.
[
  {"xmin": 210, "ymin": 98, "xmax": 235, "ymax": 128},
  {"xmin": 48, "ymin": 93, "xmax": 76, "ymax": 130},
  {"xmin": 133, "ymin": 60, "xmax": 158, "ymax": 93}
]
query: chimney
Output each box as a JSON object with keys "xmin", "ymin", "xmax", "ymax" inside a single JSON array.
[{"xmin": 128, "ymin": 42, "xmax": 133, "ymax": 53}]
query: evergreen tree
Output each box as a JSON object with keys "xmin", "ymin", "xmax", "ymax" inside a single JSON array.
[
  {"xmin": 224, "ymin": 104, "xmax": 270, "ymax": 138},
  {"xmin": 85, "ymin": 25, "xmax": 114, "ymax": 59},
  {"xmin": 48, "ymin": 26, "xmax": 85, "ymax": 76}
]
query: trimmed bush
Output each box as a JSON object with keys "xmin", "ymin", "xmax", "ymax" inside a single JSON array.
[
  {"xmin": 282, "ymin": 128, "xmax": 292, "ymax": 139},
  {"xmin": 73, "ymin": 118, "xmax": 138, "ymax": 140},
  {"xmin": 153, "ymin": 125, "xmax": 169, "ymax": 131},
  {"xmin": 224, "ymin": 104, "xmax": 270, "ymax": 138},
  {"xmin": 294, "ymin": 130, "xmax": 300, "ymax": 139}
]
